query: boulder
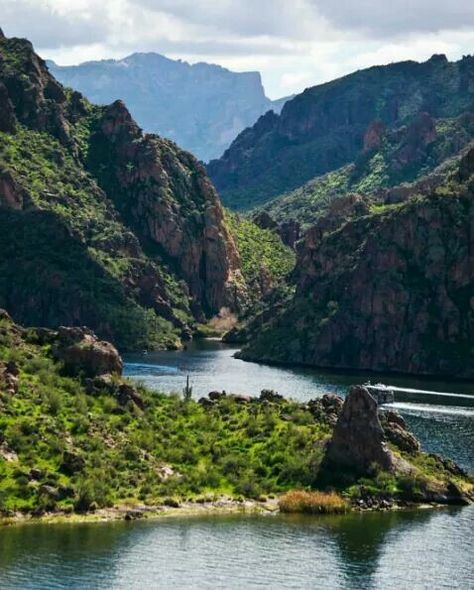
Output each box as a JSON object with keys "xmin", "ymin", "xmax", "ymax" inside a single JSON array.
[
  {"xmin": 323, "ymin": 385, "xmax": 394, "ymax": 473},
  {"xmin": 384, "ymin": 422, "xmax": 420, "ymax": 453},
  {"xmin": 54, "ymin": 326, "xmax": 122, "ymax": 377},
  {"xmin": 117, "ymin": 382, "xmax": 144, "ymax": 409},
  {"xmin": 380, "ymin": 409, "xmax": 420, "ymax": 453}
]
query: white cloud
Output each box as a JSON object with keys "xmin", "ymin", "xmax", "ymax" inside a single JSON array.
[{"xmin": 1, "ymin": 0, "xmax": 473, "ymax": 98}]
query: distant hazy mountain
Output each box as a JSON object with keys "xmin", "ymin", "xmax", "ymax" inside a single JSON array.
[{"xmin": 48, "ymin": 53, "xmax": 289, "ymax": 161}]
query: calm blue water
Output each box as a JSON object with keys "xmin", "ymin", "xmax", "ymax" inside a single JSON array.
[{"xmin": 1, "ymin": 340, "xmax": 472, "ymax": 589}]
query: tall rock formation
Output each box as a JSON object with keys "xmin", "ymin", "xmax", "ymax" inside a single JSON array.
[
  {"xmin": 323, "ymin": 386, "xmax": 394, "ymax": 473},
  {"xmin": 87, "ymin": 100, "xmax": 244, "ymax": 316}
]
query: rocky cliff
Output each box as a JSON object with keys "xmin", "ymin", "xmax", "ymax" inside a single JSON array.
[
  {"xmin": 48, "ymin": 53, "xmax": 289, "ymax": 162},
  {"xmin": 208, "ymin": 54, "xmax": 474, "ymax": 209},
  {"xmin": 0, "ymin": 33, "xmax": 245, "ymax": 349},
  {"xmin": 238, "ymin": 149, "xmax": 474, "ymax": 378}
]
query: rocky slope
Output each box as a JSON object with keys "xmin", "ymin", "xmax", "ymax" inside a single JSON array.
[
  {"xmin": 258, "ymin": 112, "xmax": 474, "ymax": 228},
  {"xmin": 237, "ymin": 148, "xmax": 474, "ymax": 378},
  {"xmin": 0, "ymin": 31, "xmax": 245, "ymax": 349},
  {"xmin": 208, "ymin": 54, "xmax": 474, "ymax": 209},
  {"xmin": 0, "ymin": 311, "xmax": 471, "ymax": 518},
  {"xmin": 48, "ymin": 54, "xmax": 289, "ymax": 162}
]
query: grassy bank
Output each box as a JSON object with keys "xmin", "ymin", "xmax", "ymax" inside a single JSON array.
[{"xmin": 0, "ymin": 312, "xmax": 472, "ymax": 520}]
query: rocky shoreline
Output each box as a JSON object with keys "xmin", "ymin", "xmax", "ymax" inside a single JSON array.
[{"xmin": 2, "ymin": 493, "xmax": 471, "ymax": 528}]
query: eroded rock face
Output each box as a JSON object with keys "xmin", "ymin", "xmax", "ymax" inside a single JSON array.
[
  {"xmin": 0, "ymin": 35, "xmax": 70, "ymax": 144},
  {"xmin": 363, "ymin": 120, "xmax": 386, "ymax": 152},
  {"xmin": 54, "ymin": 326, "xmax": 123, "ymax": 377},
  {"xmin": 88, "ymin": 100, "xmax": 245, "ymax": 316},
  {"xmin": 0, "ymin": 171, "xmax": 30, "ymax": 210},
  {"xmin": 241, "ymin": 158, "xmax": 474, "ymax": 377},
  {"xmin": 324, "ymin": 386, "xmax": 394, "ymax": 473}
]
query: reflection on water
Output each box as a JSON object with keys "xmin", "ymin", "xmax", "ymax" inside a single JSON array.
[
  {"xmin": 124, "ymin": 340, "xmax": 474, "ymax": 470},
  {"xmin": 0, "ymin": 508, "xmax": 472, "ymax": 590}
]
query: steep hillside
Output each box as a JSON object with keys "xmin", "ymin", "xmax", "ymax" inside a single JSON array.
[
  {"xmin": 208, "ymin": 54, "xmax": 474, "ymax": 209},
  {"xmin": 224, "ymin": 211, "xmax": 295, "ymax": 299},
  {"xmin": 238, "ymin": 148, "xmax": 474, "ymax": 378},
  {"xmin": 259, "ymin": 113, "xmax": 474, "ymax": 227},
  {"xmin": 0, "ymin": 32, "xmax": 245, "ymax": 350},
  {"xmin": 48, "ymin": 54, "xmax": 289, "ymax": 162}
]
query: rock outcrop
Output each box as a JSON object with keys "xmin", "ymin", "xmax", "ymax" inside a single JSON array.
[
  {"xmin": 323, "ymin": 386, "xmax": 395, "ymax": 473},
  {"xmin": 0, "ymin": 35, "xmax": 70, "ymax": 144},
  {"xmin": 53, "ymin": 326, "xmax": 123, "ymax": 377},
  {"xmin": 379, "ymin": 410, "xmax": 421, "ymax": 454}
]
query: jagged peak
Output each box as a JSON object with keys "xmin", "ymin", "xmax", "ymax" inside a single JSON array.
[{"xmin": 0, "ymin": 27, "xmax": 5, "ymax": 40}]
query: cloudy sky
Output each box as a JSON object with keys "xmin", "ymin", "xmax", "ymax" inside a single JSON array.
[{"xmin": 1, "ymin": 0, "xmax": 474, "ymax": 98}]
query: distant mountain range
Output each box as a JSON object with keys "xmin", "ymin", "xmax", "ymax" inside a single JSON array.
[{"xmin": 48, "ymin": 54, "xmax": 290, "ymax": 162}]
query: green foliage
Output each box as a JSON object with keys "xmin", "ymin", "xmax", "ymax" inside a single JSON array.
[
  {"xmin": 0, "ymin": 316, "xmax": 470, "ymax": 515},
  {"xmin": 0, "ymin": 125, "xmax": 190, "ymax": 351},
  {"xmin": 225, "ymin": 210, "xmax": 295, "ymax": 292}
]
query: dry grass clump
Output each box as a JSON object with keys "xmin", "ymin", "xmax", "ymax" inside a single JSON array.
[{"xmin": 279, "ymin": 490, "xmax": 347, "ymax": 515}]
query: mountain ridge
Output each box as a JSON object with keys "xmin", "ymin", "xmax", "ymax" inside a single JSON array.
[
  {"xmin": 0, "ymin": 33, "xmax": 248, "ymax": 350},
  {"xmin": 48, "ymin": 53, "xmax": 290, "ymax": 162},
  {"xmin": 236, "ymin": 146, "xmax": 474, "ymax": 378},
  {"xmin": 208, "ymin": 53, "xmax": 474, "ymax": 209}
]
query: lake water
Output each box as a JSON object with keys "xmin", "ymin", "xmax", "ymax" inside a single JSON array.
[
  {"xmin": 1, "ymin": 341, "xmax": 473, "ymax": 589},
  {"xmin": 1, "ymin": 509, "xmax": 473, "ymax": 589}
]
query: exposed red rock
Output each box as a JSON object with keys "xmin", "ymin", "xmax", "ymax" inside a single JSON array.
[
  {"xmin": 89, "ymin": 100, "xmax": 245, "ymax": 316},
  {"xmin": 363, "ymin": 120, "xmax": 386, "ymax": 152}
]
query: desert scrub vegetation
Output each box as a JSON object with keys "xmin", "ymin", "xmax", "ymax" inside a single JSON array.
[
  {"xmin": 1, "ymin": 314, "xmax": 472, "ymax": 518},
  {"xmin": 279, "ymin": 490, "xmax": 347, "ymax": 515},
  {"xmin": 0, "ymin": 314, "xmax": 334, "ymax": 515},
  {"xmin": 0, "ymin": 125, "xmax": 192, "ymax": 351}
]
